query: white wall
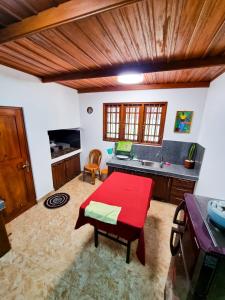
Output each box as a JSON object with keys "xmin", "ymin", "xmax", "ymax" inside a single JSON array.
[
  {"xmin": 0, "ymin": 65, "xmax": 80, "ymax": 199},
  {"xmin": 196, "ymin": 73, "xmax": 225, "ymax": 199},
  {"xmin": 79, "ymin": 88, "xmax": 207, "ymax": 167}
]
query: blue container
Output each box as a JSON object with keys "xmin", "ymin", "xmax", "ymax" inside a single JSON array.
[
  {"xmin": 107, "ymin": 148, "xmax": 113, "ymax": 155},
  {"xmin": 208, "ymin": 200, "xmax": 225, "ymax": 230}
]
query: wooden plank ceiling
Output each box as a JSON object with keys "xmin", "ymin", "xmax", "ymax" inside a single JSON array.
[
  {"xmin": 0, "ymin": 0, "xmax": 69, "ymax": 28},
  {"xmin": 0, "ymin": 0, "xmax": 225, "ymax": 93}
]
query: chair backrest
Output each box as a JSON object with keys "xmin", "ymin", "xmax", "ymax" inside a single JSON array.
[{"xmin": 89, "ymin": 149, "xmax": 102, "ymax": 166}]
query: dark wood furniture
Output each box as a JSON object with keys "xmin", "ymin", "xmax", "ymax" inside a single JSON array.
[
  {"xmin": 52, "ymin": 154, "xmax": 81, "ymax": 190},
  {"xmin": 94, "ymin": 226, "xmax": 132, "ymax": 263},
  {"xmin": 108, "ymin": 166, "xmax": 195, "ymax": 205},
  {"xmin": 170, "ymin": 178, "xmax": 195, "ymax": 205},
  {"xmin": 165, "ymin": 194, "xmax": 225, "ymax": 299},
  {"xmin": 0, "ymin": 211, "xmax": 11, "ymax": 257}
]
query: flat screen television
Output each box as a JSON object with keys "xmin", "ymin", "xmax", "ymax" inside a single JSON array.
[{"xmin": 48, "ymin": 129, "xmax": 81, "ymax": 149}]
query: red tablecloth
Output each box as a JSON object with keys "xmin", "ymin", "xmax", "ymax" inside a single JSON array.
[{"xmin": 75, "ymin": 172, "xmax": 154, "ymax": 264}]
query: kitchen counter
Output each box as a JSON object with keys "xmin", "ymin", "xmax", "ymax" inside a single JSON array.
[
  {"xmin": 51, "ymin": 147, "xmax": 79, "ymax": 159},
  {"xmin": 107, "ymin": 157, "xmax": 199, "ymax": 181},
  {"xmin": 51, "ymin": 148, "xmax": 82, "ymax": 164}
]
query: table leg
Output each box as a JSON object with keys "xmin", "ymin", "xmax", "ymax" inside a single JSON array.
[
  {"xmin": 94, "ymin": 227, "xmax": 98, "ymax": 247},
  {"xmin": 126, "ymin": 241, "xmax": 131, "ymax": 263}
]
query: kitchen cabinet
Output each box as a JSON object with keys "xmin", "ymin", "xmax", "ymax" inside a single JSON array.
[
  {"xmin": 170, "ymin": 178, "xmax": 195, "ymax": 205},
  {"xmin": 65, "ymin": 154, "xmax": 81, "ymax": 181},
  {"xmin": 108, "ymin": 166, "xmax": 195, "ymax": 205},
  {"xmin": 149, "ymin": 174, "xmax": 171, "ymax": 202},
  {"xmin": 52, "ymin": 154, "xmax": 81, "ymax": 190},
  {"xmin": 52, "ymin": 160, "xmax": 67, "ymax": 190}
]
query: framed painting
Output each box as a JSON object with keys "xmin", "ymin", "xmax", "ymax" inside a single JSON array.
[{"xmin": 174, "ymin": 111, "xmax": 193, "ymax": 133}]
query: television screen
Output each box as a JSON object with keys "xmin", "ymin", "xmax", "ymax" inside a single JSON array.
[{"xmin": 48, "ymin": 129, "xmax": 80, "ymax": 149}]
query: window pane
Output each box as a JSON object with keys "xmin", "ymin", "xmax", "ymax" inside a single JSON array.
[
  {"xmin": 124, "ymin": 105, "xmax": 140, "ymax": 142},
  {"xmin": 105, "ymin": 105, "xmax": 120, "ymax": 140},
  {"xmin": 143, "ymin": 104, "xmax": 165, "ymax": 144},
  {"xmin": 104, "ymin": 102, "xmax": 166, "ymax": 144}
]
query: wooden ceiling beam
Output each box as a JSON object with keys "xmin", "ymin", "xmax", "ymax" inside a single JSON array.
[
  {"xmin": 0, "ymin": 0, "xmax": 140, "ymax": 44},
  {"xmin": 42, "ymin": 56, "xmax": 225, "ymax": 83},
  {"xmin": 76, "ymin": 82, "xmax": 210, "ymax": 93}
]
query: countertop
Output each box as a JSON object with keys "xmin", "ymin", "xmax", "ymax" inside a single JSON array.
[
  {"xmin": 51, "ymin": 148, "xmax": 82, "ymax": 164},
  {"xmin": 185, "ymin": 193, "xmax": 225, "ymax": 255},
  {"xmin": 107, "ymin": 157, "xmax": 199, "ymax": 181}
]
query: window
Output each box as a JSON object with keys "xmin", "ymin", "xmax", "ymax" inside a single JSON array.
[
  {"xmin": 104, "ymin": 104, "xmax": 121, "ymax": 139},
  {"xmin": 103, "ymin": 102, "xmax": 167, "ymax": 145}
]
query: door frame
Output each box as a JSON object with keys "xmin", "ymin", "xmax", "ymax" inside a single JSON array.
[{"xmin": 0, "ymin": 106, "xmax": 36, "ymax": 222}]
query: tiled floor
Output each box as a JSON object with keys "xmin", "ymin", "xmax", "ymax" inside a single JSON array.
[{"xmin": 0, "ymin": 175, "xmax": 176, "ymax": 300}]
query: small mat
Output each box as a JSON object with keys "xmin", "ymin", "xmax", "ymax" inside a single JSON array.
[
  {"xmin": 44, "ymin": 193, "xmax": 70, "ymax": 209},
  {"xmin": 85, "ymin": 201, "xmax": 121, "ymax": 225}
]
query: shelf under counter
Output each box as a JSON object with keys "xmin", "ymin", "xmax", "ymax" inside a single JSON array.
[
  {"xmin": 51, "ymin": 148, "xmax": 82, "ymax": 164},
  {"xmin": 51, "ymin": 152, "xmax": 81, "ymax": 190}
]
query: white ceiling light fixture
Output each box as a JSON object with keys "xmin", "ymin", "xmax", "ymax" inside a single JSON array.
[{"xmin": 117, "ymin": 72, "xmax": 144, "ymax": 84}]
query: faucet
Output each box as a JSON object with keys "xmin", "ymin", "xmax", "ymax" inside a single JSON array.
[
  {"xmin": 160, "ymin": 155, "xmax": 164, "ymax": 168},
  {"xmin": 156, "ymin": 150, "xmax": 164, "ymax": 168}
]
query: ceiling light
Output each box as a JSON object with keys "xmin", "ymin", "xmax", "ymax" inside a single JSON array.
[{"xmin": 117, "ymin": 73, "xmax": 144, "ymax": 84}]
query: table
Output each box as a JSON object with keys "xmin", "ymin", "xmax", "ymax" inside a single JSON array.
[{"xmin": 75, "ymin": 172, "xmax": 154, "ymax": 264}]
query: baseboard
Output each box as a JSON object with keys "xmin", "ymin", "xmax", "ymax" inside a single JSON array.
[{"xmin": 37, "ymin": 190, "xmax": 55, "ymax": 202}]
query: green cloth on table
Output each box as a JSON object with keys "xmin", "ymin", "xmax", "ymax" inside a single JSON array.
[
  {"xmin": 116, "ymin": 141, "xmax": 133, "ymax": 153},
  {"xmin": 85, "ymin": 201, "xmax": 121, "ymax": 225}
]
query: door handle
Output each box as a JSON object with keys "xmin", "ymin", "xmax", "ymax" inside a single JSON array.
[{"xmin": 17, "ymin": 160, "xmax": 30, "ymax": 172}]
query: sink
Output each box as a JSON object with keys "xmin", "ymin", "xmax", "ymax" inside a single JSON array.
[{"xmin": 140, "ymin": 160, "xmax": 164, "ymax": 168}]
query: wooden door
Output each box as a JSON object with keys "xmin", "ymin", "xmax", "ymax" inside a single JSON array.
[
  {"xmin": 65, "ymin": 154, "xmax": 81, "ymax": 181},
  {"xmin": 52, "ymin": 161, "xmax": 67, "ymax": 190},
  {"xmin": 0, "ymin": 107, "xmax": 36, "ymax": 223}
]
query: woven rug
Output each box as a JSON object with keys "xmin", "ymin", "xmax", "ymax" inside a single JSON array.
[{"xmin": 44, "ymin": 193, "xmax": 70, "ymax": 209}]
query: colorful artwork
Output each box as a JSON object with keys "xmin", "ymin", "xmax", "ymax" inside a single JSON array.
[{"xmin": 174, "ymin": 111, "xmax": 193, "ymax": 133}]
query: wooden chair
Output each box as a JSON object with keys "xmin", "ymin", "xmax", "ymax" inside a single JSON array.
[{"xmin": 83, "ymin": 149, "xmax": 102, "ymax": 184}]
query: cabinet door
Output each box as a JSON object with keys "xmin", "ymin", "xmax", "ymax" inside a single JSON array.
[
  {"xmin": 149, "ymin": 174, "xmax": 171, "ymax": 202},
  {"xmin": 65, "ymin": 154, "xmax": 81, "ymax": 181},
  {"xmin": 52, "ymin": 161, "xmax": 67, "ymax": 190},
  {"xmin": 133, "ymin": 171, "xmax": 171, "ymax": 201},
  {"xmin": 170, "ymin": 178, "xmax": 195, "ymax": 205}
]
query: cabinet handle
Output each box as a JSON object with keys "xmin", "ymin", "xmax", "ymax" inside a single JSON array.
[
  {"xmin": 174, "ymin": 187, "xmax": 190, "ymax": 192},
  {"xmin": 168, "ymin": 178, "xmax": 171, "ymax": 189}
]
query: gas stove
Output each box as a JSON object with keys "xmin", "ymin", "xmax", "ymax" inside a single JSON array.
[{"xmin": 195, "ymin": 196, "xmax": 225, "ymax": 248}]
